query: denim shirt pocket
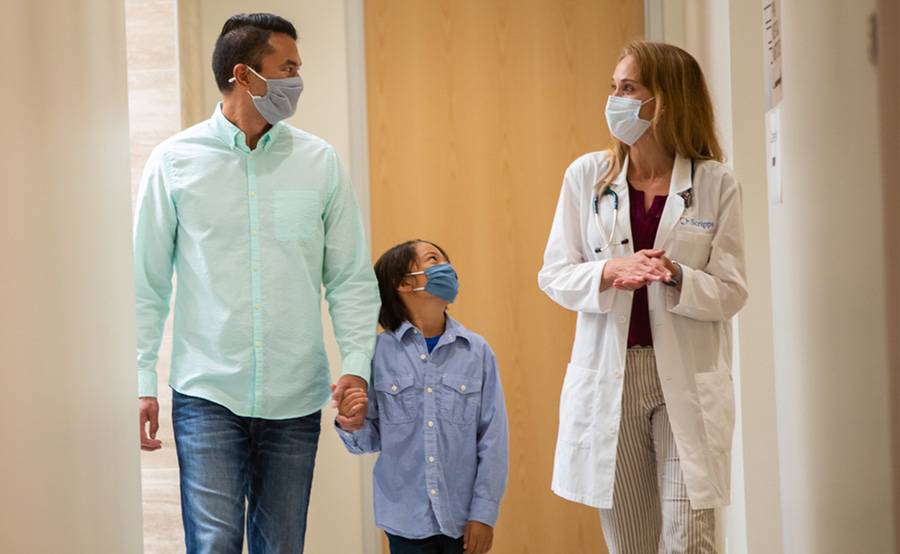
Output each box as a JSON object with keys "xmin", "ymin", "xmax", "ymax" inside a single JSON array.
[
  {"xmin": 374, "ymin": 375, "xmax": 418, "ymax": 424},
  {"xmin": 437, "ymin": 373, "xmax": 482, "ymax": 425}
]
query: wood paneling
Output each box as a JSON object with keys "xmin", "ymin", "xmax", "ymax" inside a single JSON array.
[{"xmin": 365, "ymin": 2, "xmax": 643, "ymax": 552}]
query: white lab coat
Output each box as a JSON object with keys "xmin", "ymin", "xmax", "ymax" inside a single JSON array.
[{"xmin": 538, "ymin": 151, "xmax": 748, "ymax": 509}]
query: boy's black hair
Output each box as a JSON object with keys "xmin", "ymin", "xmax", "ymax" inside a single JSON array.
[
  {"xmin": 374, "ymin": 240, "xmax": 451, "ymax": 331},
  {"xmin": 211, "ymin": 13, "xmax": 298, "ymax": 93}
]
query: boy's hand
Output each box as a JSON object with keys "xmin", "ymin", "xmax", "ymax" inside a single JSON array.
[
  {"xmin": 339, "ymin": 389, "xmax": 368, "ymax": 417},
  {"xmin": 332, "ymin": 376, "xmax": 368, "ymax": 431},
  {"xmin": 463, "ymin": 521, "xmax": 493, "ymax": 554}
]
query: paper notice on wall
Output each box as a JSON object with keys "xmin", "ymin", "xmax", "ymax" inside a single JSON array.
[
  {"xmin": 765, "ymin": 105, "xmax": 782, "ymax": 205},
  {"xmin": 763, "ymin": 0, "xmax": 783, "ymax": 109}
]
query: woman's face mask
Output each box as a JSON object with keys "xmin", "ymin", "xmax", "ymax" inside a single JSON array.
[
  {"xmin": 406, "ymin": 263, "xmax": 459, "ymax": 304},
  {"xmin": 605, "ymin": 95, "xmax": 655, "ymax": 146},
  {"xmin": 230, "ymin": 65, "xmax": 304, "ymax": 124}
]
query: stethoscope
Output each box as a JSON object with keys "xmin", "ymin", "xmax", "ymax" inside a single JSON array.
[
  {"xmin": 592, "ymin": 188, "xmax": 628, "ymax": 253},
  {"xmin": 592, "ymin": 159, "xmax": 696, "ymax": 254}
]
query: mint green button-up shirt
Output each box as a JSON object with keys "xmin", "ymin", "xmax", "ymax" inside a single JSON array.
[{"xmin": 133, "ymin": 104, "xmax": 379, "ymax": 419}]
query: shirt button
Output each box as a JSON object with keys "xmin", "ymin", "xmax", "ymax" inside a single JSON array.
[
  {"xmin": 427, "ymin": 420, "xmax": 434, "ymax": 428},
  {"xmin": 618, "ymin": 316, "xmax": 627, "ymax": 324},
  {"xmin": 255, "ymin": 341, "xmax": 262, "ymax": 347},
  {"xmin": 254, "ymin": 304, "xmax": 261, "ymax": 310},
  {"xmin": 251, "ymin": 229, "xmax": 257, "ymax": 236},
  {"xmin": 249, "ymin": 191, "xmax": 256, "ymax": 197},
  {"xmin": 426, "ymin": 387, "xmax": 433, "ymax": 394},
  {"xmin": 390, "ymin": 384, "xmax": 398, "ymax": 392},
  {"xmin": 614, "ymin": 371, "xmax": 623, "ymax": 379},
  {"xmin": 428, "ymin": 456, "xmax": 435, "ymax": 463},
  {"xmin": 460, "ymin": 384, "xmax": 467, "ymax": 392},
  {"xmin": 420, "ymin": 354, "xmax": 427, "ymax": 361},
  {"xmin": 430, "ymin": 489, "xmax": 437, "ymax": 496}
]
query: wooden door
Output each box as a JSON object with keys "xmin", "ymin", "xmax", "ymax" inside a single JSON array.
[{"xmin": 365, "ymin": 2, "xmax": 644, "ymax": 552}]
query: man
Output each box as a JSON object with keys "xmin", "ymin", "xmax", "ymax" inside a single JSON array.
[{"xmin": 133, "ymin": 13, "xmax": 377, "ymax": 553}]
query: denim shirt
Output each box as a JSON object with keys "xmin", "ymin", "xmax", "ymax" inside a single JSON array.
[{"xmin": 337, "ymin": 317, "xmax": 509, "ymax": 539}]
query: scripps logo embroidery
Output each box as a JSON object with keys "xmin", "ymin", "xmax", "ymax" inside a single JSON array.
[{"xmin": 678, "ymin": 217, "xmax": 715, "ymax": 231}]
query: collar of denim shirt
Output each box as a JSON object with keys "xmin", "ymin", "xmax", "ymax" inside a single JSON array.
[
  {"xmin": 392, "ymin": 315, "xmax": 471, "ymax": 348},
  {"xmin": 209, "ymin": 102, "xmax": 283, "ymax": 153}
]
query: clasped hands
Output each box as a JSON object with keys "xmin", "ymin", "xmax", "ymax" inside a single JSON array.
[
  {"xmin": 602, "ymin": 248, "xmax": 677, "ymax": 291},
  {"xmin": 332, "ymin": 375, "xmax": 369, "ymax": 431}
]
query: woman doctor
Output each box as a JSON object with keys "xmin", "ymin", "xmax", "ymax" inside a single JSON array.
[{"xmin": 538, "ymin": 40, "xmax": 748, "ymax": 554}]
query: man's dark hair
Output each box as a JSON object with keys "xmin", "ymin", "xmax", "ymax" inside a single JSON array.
[
  {"xmin": 211, "ymin": 13, "xmax": 297, "ymax": 93},
  {"xmin": 374, "ymin": 240, "xmax": 451, "ymax": 331}
]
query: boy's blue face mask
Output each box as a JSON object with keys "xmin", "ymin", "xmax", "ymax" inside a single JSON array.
[{"xmin": 407, "ymin": 263, "xmax": 459, "ymax": 304}]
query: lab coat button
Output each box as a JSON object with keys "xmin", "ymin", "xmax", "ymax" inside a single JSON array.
[
  {"xmin": 420, "ymin": 354, "xmax": 427, "ymax": 361},
  {"xmin": 391, "ymin": 384, "xmax": 398, "ymax": 392}
]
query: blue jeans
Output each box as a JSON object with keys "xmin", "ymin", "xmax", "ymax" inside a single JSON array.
[
  {"xmin": 172, "ymin": 389, "xmax": 321, "ymax": 554},
  {"xmin": 386, "ymin": 533, "xmax": 464, "ymax": 554}
]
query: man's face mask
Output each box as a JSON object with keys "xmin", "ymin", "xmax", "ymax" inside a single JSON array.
[{"xmin": 230, "ymin": 65, "xmax": 303, "ymax": 124}]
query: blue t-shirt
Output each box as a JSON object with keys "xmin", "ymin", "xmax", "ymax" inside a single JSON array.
[{"xmin": 425, "ymin": 334, "xmax": 442, "ymax": 353}]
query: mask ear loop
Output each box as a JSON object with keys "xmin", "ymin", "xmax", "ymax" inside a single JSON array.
[
  {"xmin": 406, "ymin": 270, "xmax": 426, "ymax": 292},
  {"xmin": 228, "ymin": 66, "xmax": 268, "ymax": 99}
]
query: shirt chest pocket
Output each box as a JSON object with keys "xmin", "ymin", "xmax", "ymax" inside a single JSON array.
[
  {"xmin": 437, "ymin": 374, "xmax": 482, "ymax": 425},
  {"xmin": 672, "ymin": 229, "xmax": 714, "ymax": 269},
  {"xmin": 374, "ymin": 376, "xmax": 418, "ymax": 424},
  {"xmin": 273, "ymin": 190, "xmax": 321, "ymax": 241}
]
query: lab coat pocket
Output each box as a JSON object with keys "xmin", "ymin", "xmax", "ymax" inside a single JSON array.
[
  {"xmin": 438, "ymin": 374, "xmax": 482, "ymax": 424},
  {"xmin": 672, "ymin": 230, "xmax": 713, "ymax": 269},
  {"xmin": 558, "ymin": 363, "xmax": 600, "ymax": 448},
  {"xmin": 274, "ymin": 190, "xmax": 320, "ymax": 241},
  {"xmin": 374, "ymin": 376, "xmax": 417, "ymax": 424},
  {"xmin": 694, "ymin": 371, "xmax": 735, "ymax": 453}
]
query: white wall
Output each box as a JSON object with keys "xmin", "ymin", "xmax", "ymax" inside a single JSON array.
[
  {"xmin": 0, "ymin": 1, "xmax": 144, "ymax": 552},
  {"xmin": 770, "ymin": 1, "xmax": 895, "ymax": 552},
  {"xmin": 664, "ymin": 0, "xmax": 900, "ymax": 552},
  {"xmin": 177, "ymin": 3, "xmax": 376, "ymax": 553},
  {"xmin": 652, "ymin": 2, "xmax": 785, "ymax": 552}
]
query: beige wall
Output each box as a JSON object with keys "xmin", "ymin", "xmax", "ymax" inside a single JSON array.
[
  {"xmin": 0, "ymin": 1, "xmax": 144, "ymax": 552},
  {"xmin": 879, "ymin": 0, "xmax": 900, "ymax": 548},
  {"xmin": 124, "ymin": 0, "xmax": 183, "ymax": 551},
  {"xmin": 178, "ymin": 3, "xmax": 376, "ymax": 553}
]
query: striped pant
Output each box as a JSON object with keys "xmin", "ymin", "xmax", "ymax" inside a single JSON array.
[{"xmin": 599, "ymin": 348, "xmax": 716, "ymax": 554}]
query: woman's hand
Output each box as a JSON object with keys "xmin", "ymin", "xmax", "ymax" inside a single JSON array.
[{"xmin": 602, "ymin": 249, "xmax": 672, "ymax": 291}]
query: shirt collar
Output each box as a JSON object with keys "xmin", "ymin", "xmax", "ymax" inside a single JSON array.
[
  {"xmin": 610, "ymin": 152, "xmax": 693, "ymax": 194},
  {"xmin": 393, "ymin": 315, "xmax": 471, "ymax": 346},
  {"xmin": 209, "ymin": 102, "xmax": 282, "ymax": 153}
]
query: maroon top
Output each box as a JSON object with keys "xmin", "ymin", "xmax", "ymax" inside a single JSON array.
[{"xmin": 627, "ymin": 184, "xmax": 667, "ymax": 348}]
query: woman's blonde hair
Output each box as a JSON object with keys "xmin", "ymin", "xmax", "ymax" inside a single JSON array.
[{"xmin": 598, "ymin": 40, "xmax": 724, "ymax": 190}]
